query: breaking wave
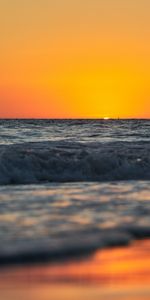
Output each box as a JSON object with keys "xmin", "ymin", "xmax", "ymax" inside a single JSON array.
[{"xmin": 0, "ymin": 140, "xmax": 150, "ymax": 185}]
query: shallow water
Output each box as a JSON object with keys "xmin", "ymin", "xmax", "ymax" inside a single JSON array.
[{"xmin": 0, "ymin": 181, "xmax": 150, "ymax": 264}]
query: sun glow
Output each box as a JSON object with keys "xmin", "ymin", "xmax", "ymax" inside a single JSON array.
[{"xmin": 103, "ymin": 117, "xmax": 110, "ymax": 120}]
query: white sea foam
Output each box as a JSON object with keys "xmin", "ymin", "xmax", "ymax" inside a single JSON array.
[{"xmin": 0, "ymin": 140, "xmax": 150, "ymax": 185}]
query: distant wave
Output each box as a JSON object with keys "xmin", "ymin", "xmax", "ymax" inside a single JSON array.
[{"xmin": 0, "ymin": 140, "xmax": 150, "ymax": 185}]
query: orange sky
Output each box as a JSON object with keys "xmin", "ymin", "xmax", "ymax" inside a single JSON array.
[{"xmin": 0, "ymin": 0, "xmax": 150, "ymax": 118}]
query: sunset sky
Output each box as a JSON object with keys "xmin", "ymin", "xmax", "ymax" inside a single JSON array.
[{"xmin": 0, "ymin": 0, "xmax": 150, "ymax": 118}]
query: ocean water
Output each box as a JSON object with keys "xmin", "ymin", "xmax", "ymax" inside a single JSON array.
[{"xmin": 0, "ymin": 119, "xmax": 150, "ymax": 264}]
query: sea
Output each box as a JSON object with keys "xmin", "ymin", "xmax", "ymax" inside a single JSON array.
[{"xmin": 0, "ymin": 119, "xmax": 150, "ymax": 264}]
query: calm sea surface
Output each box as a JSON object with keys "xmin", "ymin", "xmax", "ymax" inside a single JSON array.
[{"xmin": 0, "ymin": 119, "xmax": 150, "ymax": 144}]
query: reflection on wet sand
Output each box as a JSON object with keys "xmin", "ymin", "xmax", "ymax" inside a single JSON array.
[{"xmin": 0, "ymin": 240, "xmax": 149, "ymax": 300}]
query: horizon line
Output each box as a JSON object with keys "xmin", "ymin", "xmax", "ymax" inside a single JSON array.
[{"xmin": 0, "ymin": 117, "xmax": 150, "ymax": 120}]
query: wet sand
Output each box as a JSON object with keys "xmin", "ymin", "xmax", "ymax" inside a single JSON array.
[{"xmin": 0, "ymin": 239, "xmax": 150, "ymax": 300}]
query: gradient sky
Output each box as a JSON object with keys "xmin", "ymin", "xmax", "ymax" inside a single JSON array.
[{"xmin": 0, "ymin": 0, "xmax": 150, "ymax": 118}]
